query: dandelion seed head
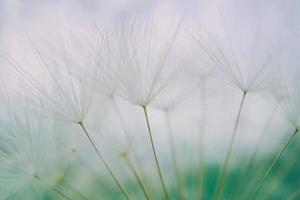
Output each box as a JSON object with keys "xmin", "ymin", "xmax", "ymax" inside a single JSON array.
[
  {"xmin": 187, "ymin": 17, "xmax": 278, "ymax": 94},
  {"xmin": 271, "ymin": 67, "xmax": 300, "ymax": 130},
  {"xmin": 0, "ymin": 112, "xmax": 67, "ymax": 199},
  {"xmin": 153, "ymin": 67, "xmax": 198, "ymax": 111},
  {"xmin": 98, "ymin": 14, "xmax": 184, "ymax": 107},
  {"xmin": 3, "ymin": 32, "xmax": 99, "ymax": 123}
]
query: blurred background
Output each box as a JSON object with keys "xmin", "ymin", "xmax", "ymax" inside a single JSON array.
[{"xmin": 0, "ymin": 0, "xmax": 300, "ymax": 200}]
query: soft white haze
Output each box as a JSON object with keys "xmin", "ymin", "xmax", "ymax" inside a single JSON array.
[{"xmin": 1, "ymin": 0, "xmax": 299, "ymax": 158}]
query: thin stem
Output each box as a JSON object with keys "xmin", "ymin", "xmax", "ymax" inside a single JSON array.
[
  {"xmin": 124, "ymin": 154, "xmax": 153, "ymax": 200},
  {"xmin": 111, "ymin": 96, "xmax": 150, "ymax": 198},
  {"xmin": 231, "ymin": 106, "xmax": 278, "ymax": 200},
  {"xmin": 78, "ymin": 121, "xmax": 131, "ymax": 200},
  {"xmin": 252, "ymin": 128, "xmax": 298, "ymax": 200},
  {"xmin": 34, "ymin": 175, "xmax": 72, "ymax": 200},
  {"xmin": 165, "ymin": 110, "xmax": 183, "ymax": 200},
  {"xmin": 198, "ymin": 78, "xmax": 207, "ymax": 200},
  {"xmin": 214, "ymin": 91, "xmax": 247, "ymax": 200},
  {"xmin": 261, "ymin": 158, "xmax": 296, "ymax": 200},
  {"xmin": 287, "ymin": 188, "xmax": 300, "ymax": 200},
  {"xmin": 142, "ymin": 106, "xmax": 170, "ymax": 200},
  {"xmin": 198, "ymin": 131, "xmax": 206, "ymax": 200},
  {"xmin": 111, "ymin": 96, "xmax": 132, "ymax": 143},
  {"xmin": 72, "ymin": 150, "xmax": 114, "ymax": 197},
  {"xmin": 62, "ymin": 179, "xmax": 90, "ymax": 200}
]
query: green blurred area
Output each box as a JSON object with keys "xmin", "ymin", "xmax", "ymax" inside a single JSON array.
[{"xmin": 37, "ymin": 137, "xmax": 300, "ymax": 200}]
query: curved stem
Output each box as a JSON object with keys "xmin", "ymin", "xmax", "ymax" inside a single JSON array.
[
  {"xmin": 165, "ymin": 110, "xmax": 183, "ymax": 200},
  {"xmin": 35, "ymin": 175, "xmax": 72, "ymax": 200},
  {"xmin": 214, "ymin": 91, "xmax": 247, "ymax": 200},
  {"xmin": 252, "ymin": 128, "xmax": 298, "ymax": 200},
  {"xmin": 142, "ymin": 106, "xmax": 170, "ymax": 200},
  {"xmin": 78, "ymin": 122, "xmax": 131, "ymax": 200},
  {"xmin": 124, "ymin": 154, "xmax": 153, "ymax": 200}
]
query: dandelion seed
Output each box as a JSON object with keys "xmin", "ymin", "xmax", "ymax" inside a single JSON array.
[
  {"xmin": 0, "ymin": 112, "xmax": 72, "ymax": 200},
  {"xmin": 2, "ymin": 33, "xmax": 131, "ymax": 200},
  {"xmin": 121, "ymin": 149, "xmax": 152, "ymax": 200},
  {"xmin": 252, "ymin": 67, "xmax": 300, "ymax": 199},
  {"xmin": 187, "ymin": 18, "xmax": 279, "ymax": 199},
  {"xmin": 99, "ymin": 14, "xmax": 184, "ymax": 200},
  {"xmin": 3, "ymin": 36, "xmax": 97, "ymax": 123},
  {"xmin": 152, "ymin": 66, "xmax": 198, "ymax": 199}
]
